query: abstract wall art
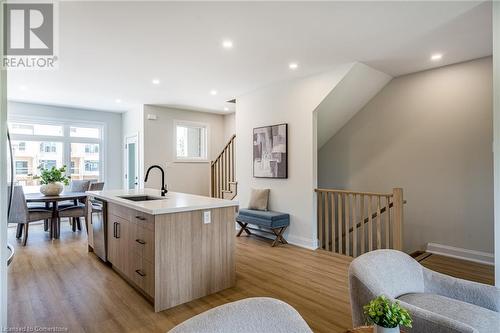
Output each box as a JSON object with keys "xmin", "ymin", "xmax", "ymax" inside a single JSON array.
[{"xmin": 253, "ymin": 123, "xmax": 288, "ymax": 178}]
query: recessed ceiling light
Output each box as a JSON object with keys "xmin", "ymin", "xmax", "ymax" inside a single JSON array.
[
  {"xmin": 152, "ymin": 79, "xmax": 160, "ymax": 85},
  {"xmin": 222, "ymin": 40, "xmax": 233, "ymax": 49},
  {"xmin": 210, "ymin": 90, "xmax": 218, "ymax": 96},
  {"xmin": 115, "ymin": 98, "xmax": 122, "ymax": 103},
  {"xmin": 224, "ymin": 107, "xmax": 229, "ymax": 111},
  {"xmin": 431, "ymin": 54, "xmax": 443, "ymax": 61},
  {"xmin": 289, "ymin": 62, "xmax": 299, "ymax": 70},
  {"xmin": 19, "ymin": 85, "xmax": 27, "ymax": 91}
]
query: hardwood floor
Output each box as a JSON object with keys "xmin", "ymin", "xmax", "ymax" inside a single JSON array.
[
  {"xmin": 7, "ymin": 224, "xmax": 353, "ymax": 333},
  {"xmin": 419, "ymin": 253, "xmax": 494, "ymax": 285},
  {"xmin": 7, "ymin": 224, "xmax": 495, "ymax": 332}
]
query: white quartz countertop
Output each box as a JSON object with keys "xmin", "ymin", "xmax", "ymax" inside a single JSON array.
[{"xmin": 86, "ymin": 188, "xmax": 238, "ymax": 215}]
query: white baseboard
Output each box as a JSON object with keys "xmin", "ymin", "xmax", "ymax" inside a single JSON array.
[
  {"xmin": 426, "ymin": 243, "xmax": 494, "ymax": 266},
  {"xmin": 235, "ymin": 225, "xmax": 318, "ymax": 250}
]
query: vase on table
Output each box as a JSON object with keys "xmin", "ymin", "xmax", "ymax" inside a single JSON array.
[
  {"xmin": 40, "ymin": 182, "xmax": 64, "ymax": 196},
  {"xmin": 374, "ymin": 325, "xmax": 399, "ymax": 333}
]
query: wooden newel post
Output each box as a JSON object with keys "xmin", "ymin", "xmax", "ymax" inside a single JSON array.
[{"xmin": 392, "ymin": 188, "xmax": 403, "ymax": 251}]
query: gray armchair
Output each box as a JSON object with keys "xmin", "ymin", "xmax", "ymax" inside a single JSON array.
[
  {"xmin": 168, "ymin": 297, "xmax": 312, "ymax": 333},
  {"xmin": 348, "ymin": 249, "xmax": 500, "ymax": 333}
]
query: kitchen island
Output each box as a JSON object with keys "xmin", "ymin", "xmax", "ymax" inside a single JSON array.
[{"xmin": 86, "ymin": 188, "xmax": 238, "ymax": 312}]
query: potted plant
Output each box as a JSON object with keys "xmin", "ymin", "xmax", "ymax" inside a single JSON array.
[
  {"xmin": 37, "ymin": 165, "xmax": 70, "ymax": 196},
  {"xmin": 364, "ymin": 295, "xmax": 412, "ymax": 333}
]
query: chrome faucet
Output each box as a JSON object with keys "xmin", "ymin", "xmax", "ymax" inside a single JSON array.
[{"xmin": 144, "ymin": 165, "xmax": 168, "ymax": 196}]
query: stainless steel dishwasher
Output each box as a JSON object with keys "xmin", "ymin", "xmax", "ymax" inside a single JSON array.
[{"xmin": 89, "ymin": 196, "xmax": 107, "ymax": 262}]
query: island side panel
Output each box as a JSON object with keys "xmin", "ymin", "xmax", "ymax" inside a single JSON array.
[{"xmin": 154, "ymin": 206, "xmax": 236, "ymax": 312}]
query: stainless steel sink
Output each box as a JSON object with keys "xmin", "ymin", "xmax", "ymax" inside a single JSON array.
[{"xmin": 118, "ymin": 195, "xmax": 166, "ymax": 202}]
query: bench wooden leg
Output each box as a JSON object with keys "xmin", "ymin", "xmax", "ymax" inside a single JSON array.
[
  {"xmin": 271, "ymin": 226, "xmax": 288, "ymax": 247},
  {"xmin": 236, "ymin": 221, "xmax": 251, "ymax": 237}
]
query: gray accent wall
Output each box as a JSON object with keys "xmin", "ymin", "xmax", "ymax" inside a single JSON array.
[{"xmin": 318, "ymin": 57, "xmax": 493, "ymax": 253}]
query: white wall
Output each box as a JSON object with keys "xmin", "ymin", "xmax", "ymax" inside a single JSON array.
[
  {"xmin": 493, "ymin": 1, "xmax": 500, "ymax": 286},
  {"xmin": 143, "ymin": 105, "xmax": 226, "ymax": 196},
  {"xmin": 223, "ymin": 113, "xmax": 236, "ymax": 142},
  {"xmin": 0, "ymin": 16, "xmax": 7, "ymax": 325},
  {"xmin": 236, "ymin": 64, "xmax": 353, "ymax": 249},
  {"xmin": 8, "ymin": 102, "xmax": 123, "ymax": 189},
  {"xmin": 316, "ymin": 63, "xmax": 392, "ymax": 149},
  {"xmin": 319, "ymin": 57, "xmax": 493, "ymax": 254}
]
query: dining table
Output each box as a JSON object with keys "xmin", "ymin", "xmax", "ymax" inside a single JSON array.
[{"xmin": 25, "ymin": 191, "xmax": 88, "ymax": 239}]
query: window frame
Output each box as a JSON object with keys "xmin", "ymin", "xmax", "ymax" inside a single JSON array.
[
  {"xmin": 173, "ymin": 120, "xmax": 210, "ymax": 163},
  {"xmin": 8, "ymin": 115, "xmax": 106, "ymax": 183}
]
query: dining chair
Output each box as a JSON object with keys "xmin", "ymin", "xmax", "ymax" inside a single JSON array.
[
  {"xmin": 59, "ymin": 180, "xmax": 91, "ymax": 231},
  {"xmin": 8, "ymin": 185, "xmax": 53, "ymax": 246},
  {"xmin": 89, "ymin": 182, "xmax": 104, "ymax": 191}
]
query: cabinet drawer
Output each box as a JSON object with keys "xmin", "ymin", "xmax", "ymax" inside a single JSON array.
[
  {"xmin": 131, "ymin": 223, "xmax": 155, "ymax": 261},
  {"xmin": 130, "ymin": 254, "xmax": 154, "ymax": 297},
  {"xmin": 108, "ymin": 203, "xmax": 132, "ymax": 221},
  {"xmin": 131, "ymin": 212, "xmax": 154, "ymax": 231}
]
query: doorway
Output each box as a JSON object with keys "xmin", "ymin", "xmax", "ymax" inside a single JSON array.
[{"xmin": 125, "ymin": 134, "xmax": 139, "ymax": 190}]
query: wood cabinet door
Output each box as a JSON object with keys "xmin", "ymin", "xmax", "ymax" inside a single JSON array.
[
  {"xmin": 107, "ymin": 213, "xmax": 130, "ymax": 272},
  {"xmin": 107, "ymin": 214, "xmax": 120, "ymax": 265}
]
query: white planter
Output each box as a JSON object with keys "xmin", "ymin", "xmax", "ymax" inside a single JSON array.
[
  {"xmin": 40, "ymin": 182, "xmax": 64, "ymax": 196},
  {"xmin": 374, "ymin": 325, "xmax": 400, "ymax": 333}
]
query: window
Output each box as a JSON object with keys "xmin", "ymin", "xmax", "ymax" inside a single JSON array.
[
  {"xmin": 8, "ymin": 118, "xmax": 104, "ymax": 185},
  {"xmin": 9, "ymin": 122, "xmax": 63, "ymax": 136},
  {"xmin": 70, "ymin": 143, "xmax": 100, "ymax": 181},
  {"xmin": 70, "ymin": 126, "xmax": 100, "ymax": 139},
  {"xmin": 175, "ymin": 121, "xmax": 208, "ymax": 161},
  {"xmin": 40, "ymin": 142, "xmax": 57, "ymax": 153},
  {"xmin": 70, "ymin": 160, "xmax": 78, "ymax": 174},
  {"xmin": 15, "ymin": 161, "xmax": 28, "ymax": 175},
  {"xmin": 84, "ymin": 160, "xmax": 99, "ymax": 172},
  {"xmin": 39, "ymin": 160, "xmax": 57, "ymax": 170},
  {"xmin": 84, "ymin": 144, "xmax": 99, "ymax": 154}
]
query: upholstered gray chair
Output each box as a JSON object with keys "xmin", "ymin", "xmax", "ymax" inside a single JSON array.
[
  {"xmin": 8, "ymin": 185, "xmax": 53, "ymax": 246},
  {"xmin": 349, "ymin": 249, "xmax": 500, "ymax": 333},
  {"xmin": 59, "ymin": 180, "xmax": 91, "ymax": 231},
  {"xmin": 168, "ymin": 297, "xmax": 313, "ymax": 333},
  {"xmin": 88, "ymin": 182, "xmax": 104, "ymax": 191}
]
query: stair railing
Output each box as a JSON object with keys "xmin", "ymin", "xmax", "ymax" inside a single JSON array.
[
  {"xmin": 211, "ymin": 135, "xmax": 236, "ymax": 199},
  {"xmin": 314, "ymin": 188, "xmax": 404, "ymax": 257}
]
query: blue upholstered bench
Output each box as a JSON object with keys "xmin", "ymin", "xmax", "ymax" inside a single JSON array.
[{"xmin": 236, "ymin": 209, "xmax": 290, "ymax": 247}]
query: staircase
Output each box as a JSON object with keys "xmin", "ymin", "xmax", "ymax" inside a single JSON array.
[
  {"xmin": 211, "ymin": 135, "xmax": 237, "ymax": 200},
  {"xmin": 315, "ymin": 187, "xmax": 406, "ymax": 257}
]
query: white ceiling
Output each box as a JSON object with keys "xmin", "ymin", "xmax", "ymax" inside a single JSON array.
[{"xmin": 7, "ymin": 1, "xmax": 492, "ymax": 114}]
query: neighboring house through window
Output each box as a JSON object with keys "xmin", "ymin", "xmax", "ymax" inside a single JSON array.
[
  {"xmin": 8, "ymin": 120, "xmax": 104, "ymax": 186},
  {"xmin": 174, "ymin": 120, "xmax": 208, "ymax": 161}
]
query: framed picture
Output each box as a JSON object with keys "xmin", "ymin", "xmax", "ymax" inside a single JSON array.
[{"xmin": 253, "ymin": 123, "xmax": 288, "ymax": 178}]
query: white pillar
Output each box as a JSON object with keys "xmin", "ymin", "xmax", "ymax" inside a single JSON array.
[
  {"xmin": 493, "ymin": 1, "xmax": 500, "ymax": 287},
  {"xmin": 0, "ymin": 0, "xmax": 8, "ymax": 326}
]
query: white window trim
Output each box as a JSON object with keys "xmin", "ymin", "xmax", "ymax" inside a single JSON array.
[
  {"xmin": 173, "ymin": 119, "xmax": 210, "ymax": 163},
  {"xmin": 8, "ymin": 115, "xmax": 107, "ymax": 183}
]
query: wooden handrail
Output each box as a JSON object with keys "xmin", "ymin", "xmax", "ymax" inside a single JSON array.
[
  {"xmin": 336, "ymin": 200, "xmax": 407, "ymax": 241},
  {"xmin": 211, "ymin": 135, "xmax": 236, "ymax": 199},
  {"xmin": 315, "ymin": 188, "xmax": 392, "ymax": 197},
  {"xmin": 211, "ymin": 134, "xmax": 236, "ymax": 167},
  {"xmin": 316, "ymin": 187, "xmax": 404, "ymax": 257}
]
